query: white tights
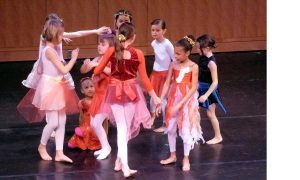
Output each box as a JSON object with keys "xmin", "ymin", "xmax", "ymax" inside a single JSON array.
[
  {"xmin": 91, "ymin": 114, "xmax": 110, "ymax": 150},
  {"xmin": 110, "ymin": 103, "xmax": 135, "ymax": 165},
  {"xmin": 40, "ymin": 110, "xmax": 66, "ymax": 150},
  {"xmin": 167, "ymin": 116, "xmax": 192, "ymax": 156}
]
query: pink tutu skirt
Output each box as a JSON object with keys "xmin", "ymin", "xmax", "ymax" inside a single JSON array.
[
  {"xmin": 17, "ymin": 74, "xmax": 79, "ymax": 123},
  {"xmin": 99, "ymin": 78, "xmax": 151, "ymax": 140}
]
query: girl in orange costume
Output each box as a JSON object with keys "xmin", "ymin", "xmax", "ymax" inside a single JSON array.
[
  {"xmin": 157, "ymin": 35, "xmax": 204, "ymax": 171},
  {"xmin": 68, "ymin": 77, "xmax": 102, "ymax": 150}
]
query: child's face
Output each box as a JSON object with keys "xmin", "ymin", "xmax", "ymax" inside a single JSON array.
[
  {"xmin": 151, "ymin": 24, "xmax": 166, "ymax": 40},
  {"xmin": 174, "ymin": 46, "xmax": 189, "ymax": 62},
  {"xmin": 98, "ymin": 40, "xmax": 110, "ymax": 55},
  {"xmin": 115, "ymin": 15, "xmax": 130, "ymax": 29},
  {"xmin": 80, "ymin": 80, "xmax": 95, "ymax": 98}
]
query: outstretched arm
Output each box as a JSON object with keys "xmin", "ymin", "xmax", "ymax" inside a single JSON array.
[{"xmin": 63, "ymin": 26, "xmax": 111, "ymax": 39}]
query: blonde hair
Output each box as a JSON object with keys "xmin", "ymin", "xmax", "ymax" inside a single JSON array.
[{"xmin": 42, "ymin": 19, "xmax": 64, "ymax": 43}]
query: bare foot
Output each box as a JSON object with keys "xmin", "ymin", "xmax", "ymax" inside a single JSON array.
[
  {"xmin": 114, "ymin": 158, "xmax": 122, "ymax": 171},
  {"xmin": 160, "ymin": 156, "xmax": 177, "ymax": 165},
  {"xmin": 206, "ymin": 137, "xmax": 223, "ymax": 145},
  {"xmin": 38, "ymin": 144, "xmax": 52, "ymax": 161},
  {"xmin": 154, "ymin": 126, "xmax": 165, "ymax": 133},
  {"xmin": 182, "ymin": 158, "xmax": 190, "ymax": 171},
  {"xmin": 122, "ymin": 164, "xmax": 137, "ymax": 178},
  {"xmin": 55, "ymin": 153, "xmax": 73, "ymax": 163}
]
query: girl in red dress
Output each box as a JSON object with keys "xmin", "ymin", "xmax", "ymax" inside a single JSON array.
[{"xmin": 93, "ymin": 22, "xmax": 161, "ymax": 178}]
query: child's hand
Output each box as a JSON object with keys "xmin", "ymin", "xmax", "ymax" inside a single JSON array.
[
  {"xmin": 71, "ymin": 48, "xmax": 79, "ymax": 59},
  {"xmin": 97, "ymin": 26, "xmax": 111, "ymax": 35},
  {"xmin": 63, "ymin": 37, "xmax": 72, "ymax": 44},
  {"xmin": 83, "ymin": 58, "xmax": 91, "ymax": 64},
  {"xmin": 153, "ymin": 96, "xmax": 161, "ymax": 106},
  {"xmin": 169, "ymin": 104, "xmax": 180, "ymax": 117},
  {"xmin": 155, "ymin": 104, "xmax": 162, "ymax": 117},
  {"xmin": 198, "ymin": 95, "xmax": 208, "ymax": 103},
  {"xmin": 89, "ymin": 61, "xmax": 99, "ymax": 68}
]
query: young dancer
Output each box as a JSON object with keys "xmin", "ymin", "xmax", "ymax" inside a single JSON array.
[
  {"xmin": 88, "ymin": 10, "xmax": 134, "ymax": 160},
  {"xmin": 19, "ymin": 19, "xmax": 80, "ymax": 163},
  {"xmin": 149, "ymin": 19, "xmax": 175, "ymax": 132},
  {"xmin": 80, "ymin": 33, "xmax": 115, "ymax": 160},
  {"xmin": 22, "ymin": 13, "xmax": 110, "ymax": 90},
  {"xmin": 113, "ymin": 9, "xmax": 133, "ymax": 34},
  {"xmin": 196, "ymin": 34, "xmax": 226, "ymax": 145},
  {"xmin": 93, "ymin": 22, "xmax": 161, "ymax": 177},
  {"xmin": 157, "ymin": 35, "xmax": 204, "ymax": 171},
  {"xmin": 68, "ymin": 77, "xmax": 102, "ymax": 150},
  {"xmin": 19, "ymin": 13, "xmax": 110, "ymax": 138}
]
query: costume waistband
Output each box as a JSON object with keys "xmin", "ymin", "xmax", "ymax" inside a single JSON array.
[
  {"xmin": 41, "ymin": 74, "xmax": 63, "ymax": 82},
  {"xmin": 109, "ymin": 78, "xmax": 138, "ymax": 101}
]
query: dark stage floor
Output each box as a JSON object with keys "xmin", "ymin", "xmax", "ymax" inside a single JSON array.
[{"xmin": 0, "ymin": 51, "xmax": 266, "ymax": 179}]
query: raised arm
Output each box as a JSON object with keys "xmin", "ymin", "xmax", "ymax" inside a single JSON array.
[
  {"xmin": 93, "ymin": 47, "xmax": 114, "ymax": 76},
  {"xmin": 46, "ymin": 47, "xmax": 79, "ymax": 74},
  {"xmin": 63, "ymin": 26, "xmax": 111, "ymax": 39}
]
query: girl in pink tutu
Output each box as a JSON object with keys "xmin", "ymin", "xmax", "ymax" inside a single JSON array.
[
  {"xmin": 93, "ymin": 22, "xmax": 161, "ymax": 178},
  {"xmin": 157, "ymin": 35, "xmax": 204, "ymax": 171},
  {"xmin": 19, "ymin": 13, "xmax": 111, "ymax": 139},
  {"xmin": 19, "ymin": 19, "xmax": 80, "ymax": 163}
]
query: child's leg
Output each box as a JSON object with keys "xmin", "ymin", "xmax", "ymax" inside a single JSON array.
[
  {"xmin": 160, "ymin": 116, "xmax": 177, "ymax": 165},
  {"xmin": 91, "ymin": 114, "xmax": 111, "ymax": 159},
  {"xmin": 182, "ymin": 120, "xmax": 192, "ymax": 171},
  {"xmin": 111, "ymin": 103, "xmax": 137, "ymax": 177},
  {"xmin": 54, "ymin": 109, "xmax": 72, "ymax": 163},
  {"xmin": 45, "ymin": 113, "xmax": 56, "ymax": 138},
  {"xmin": 206, "ymin": 104, "xmax": 223, "ymax": 144},
  {"xmin": 39, "ymin": 110, "xmax": 60, "ymax": 161}
]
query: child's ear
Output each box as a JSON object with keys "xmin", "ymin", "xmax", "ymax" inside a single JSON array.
[
  {"xmin": 80, "ymin": 88, "xmax": 84, "ymax": 94},
  {"xmin": 163, "ymin": 29, "xmax": 167, "ymax": 34}
]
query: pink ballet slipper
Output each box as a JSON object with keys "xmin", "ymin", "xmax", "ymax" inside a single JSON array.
[{"xmin": 68, "ymin": 142, "xmax": 76, "ymax": 149}]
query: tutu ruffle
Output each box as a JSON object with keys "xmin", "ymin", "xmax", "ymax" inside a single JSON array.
[
  {"xmin": 18, "ymin": 74, "xmax": 79, "ymax": 123},
  {"xmin": 99, "ymin": 78, "xmax": 151, "ymax": 140}
]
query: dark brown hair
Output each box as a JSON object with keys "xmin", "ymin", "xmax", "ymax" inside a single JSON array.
[
  {"xmin": 196, "ymin": 34, "xmax": 216, "ymax": 49},
  {"xmin": 175, "ymin": 35, "xmax": 195, "ymax": 52}
]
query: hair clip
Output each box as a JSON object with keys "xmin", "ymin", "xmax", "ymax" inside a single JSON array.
[
  {"xmin": 118, "ymin": 34, "xmax": 127, "ymax": 42},
  {"xmin": 183, "ymin": 36, "xmax": 195, "ymax": 47},
  {"xmin": 80, "ymin": 77, "xmax": 91, "ymax": 84},
  {"xmin": 114, "ymin": 11, "xmax": 132, "ymax": 19}
]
